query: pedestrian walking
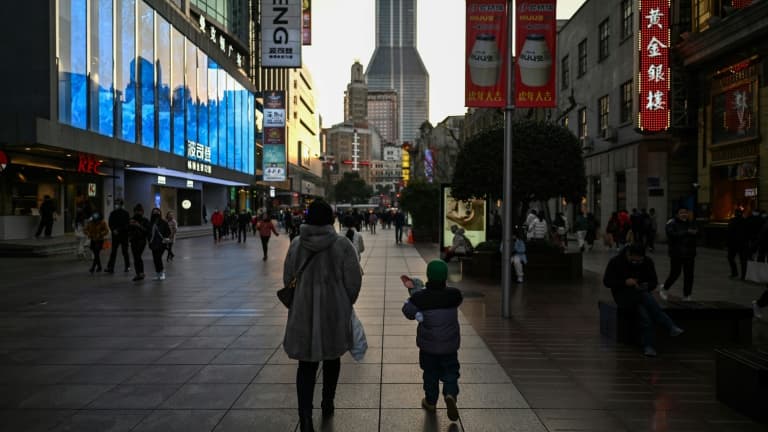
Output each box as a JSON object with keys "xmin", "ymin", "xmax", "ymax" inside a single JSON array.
[
  {"xmin": 646, "ymin": 208, "xmax": 658, "ymax": 252},
  {"xmin": 603, "ymin": 244, "xmax": 684, "ymax": 357},
  {"xmin": 34, "ymin": 195, "xmax": 57, "ymax": 238},
  {"xmin": 605, "ymin": 212, "xmax": 620, "ymax": 249},
  {"xmin": 288, "ymin": 211, "xmax": 302, "ymax": 241},
  {"xmin": 105, "ymin": 199, "xmax": 131, "ymax": 273},
  {"xmin": 511, "ymin": 228, "xmax": 527, "ymax": 283},
  {"xmin": 402, "ymin": 259, "xmax": 463, "ymax": 422},
  {"xmin": 211, "ymin": 208, "xmax": 224, "ymax": 243},
  {"xmin": 527, "ymin": 211, "xmax": 548, "ymax": 242},
  {"xmin": 84, "ymin": 212, "xmax": 109, "ymax": 274},
  {"xmin": 256, "ymin": 214, "xmax": 279, "ymax": 260},
  {"xmin": 165, "ymin": 211, "xmax": 177, "ymax": 262},
  {"xmin": 343, "ymin": 215, "xmax": 365, "ymax": 261},
  {"xmin": 552, "ymin": 212, "xmax": 568, "ymax": 250},
  {"xmin": 127, "ymin": 204, "xmax": 149, "ymax": 281},
  {"xmin": 73, "ymin": 198, "xmax": 91, "ymax": 258},
  {"xmin": 659, "ymin": 207, "xmax": 699, "ymax": 301},
  {"xmin": 574, "ymin": 211, "xmax": 588, "ymax": 252},
  {"xmin": 368, "ymin": 212, "xmax": 378, "ymax": 235},
  {"xmin": 630, "ymin": 208, "xmax": 644, "ymax": 246},
  {"xmin": 282, "ymin": 200, "xmax": 362, "ymax": 432},
  {"xmin": 148, "ymin": 208, "xmax": 171, "ymax": 281},
  {"xmin": 228, "ymin": 210, "xmax": 238, "ymax": 240},
  {"xmin": 727, "ymin": 209, "xmax": 749, "ymax": 280},
  {"xmin": 753, "ymin": 289, "xmax": 768, "ymax": 319},
  {"xmin": 586, "ymin": 212, "xmax": 598, "ymax": 251},
  {"xmin": 394, "ymin": 209, "xmax": 406, "ymax": 244},
  {"xmin": 237, "ymin": 209, "xmax": 251, "ymax": 243}
]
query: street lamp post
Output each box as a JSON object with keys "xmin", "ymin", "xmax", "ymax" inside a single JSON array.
[{"xmin": 501, "ymin": 0, "xmax": 514, "ymax": 319}]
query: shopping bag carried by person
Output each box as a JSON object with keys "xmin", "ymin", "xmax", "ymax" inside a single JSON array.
[{"xmin": 745, "ymin": 260, "xmax": 768, "ymax": 284}]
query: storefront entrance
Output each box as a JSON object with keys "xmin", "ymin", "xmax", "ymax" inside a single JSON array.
[{"xmin": 177, "ymin": 188, "xmax": 202, "ymax": 226}]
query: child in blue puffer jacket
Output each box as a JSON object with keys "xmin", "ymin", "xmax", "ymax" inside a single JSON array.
[{"xmin": 402, "ymin": 259, "xmax": 463, "ymax": 422}]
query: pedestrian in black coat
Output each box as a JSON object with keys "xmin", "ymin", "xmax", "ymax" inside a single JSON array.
[
  {"xmin": 127, "ymin": 204, "xmax": 150, "ymax": 281},
  {"xmin": 727, "ymin": 209, "xmax": 750, "ymax": 280},
  {"xmin": 659, "ymin": 208, "xmax": 698, "ymax": 301}
]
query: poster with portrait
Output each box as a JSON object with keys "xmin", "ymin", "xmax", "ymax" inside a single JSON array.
[{"xmin": 441, "ymin": 186, "xmax": 487, "ymax": 250}]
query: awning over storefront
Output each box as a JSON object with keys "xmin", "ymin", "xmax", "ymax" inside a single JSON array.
[{"xmin": 125, "ymin": 166, "xmax": 249, "ymax": 187}]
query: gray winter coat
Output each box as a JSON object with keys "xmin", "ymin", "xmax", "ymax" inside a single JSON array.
[{"xmin": 283, "ymin": 224, "xmax": 362, "ymax": 361}]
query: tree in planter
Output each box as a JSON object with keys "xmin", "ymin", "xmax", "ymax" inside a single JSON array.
[
  {"xmin": 450, "ymin": 120, "xmax": 586, "ymax": 225},
  {"xmin": 334, "ymin": 172, "xmax": 374, "ymax": 204},
  {"xmin": 399, "ymin": 180, "xmax": 440, "ymax": 241}
]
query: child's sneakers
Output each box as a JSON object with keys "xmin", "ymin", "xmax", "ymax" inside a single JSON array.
[
  {"xmin": 421, "ymin": 398, "xmax": 436, "ymax": 412},
  {"xmin": 444, "ymin": 395, "xmax": 459, "ymax": 421}
]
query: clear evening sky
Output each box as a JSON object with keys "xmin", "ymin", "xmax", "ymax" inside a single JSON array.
[{"xmin": 302, "ymin": 0, "xmax": 587, "ymax": 128}]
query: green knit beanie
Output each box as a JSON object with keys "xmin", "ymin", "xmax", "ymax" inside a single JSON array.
[{"xmin": 426, "ymin": 259, "xmax": 448, "ymax": 282}]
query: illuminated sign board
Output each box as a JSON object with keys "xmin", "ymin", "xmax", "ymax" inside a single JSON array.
[
  {"xmin": 638, "ymin": 0, "xmax": 671, "ymax": 132},
  {"xmin": 77, "ymin": 154, "xmax": 103, "ymax": 175},
  {"xmin": 441, "ymin": 186, "xmax": 487, "ymax": 251},
  {"xmin": 261, "ymin": 0, "xmax": 302, "ymax": 67},
  {"xmin": 186, "ymin": 141, "xmax": 213, "ymax": 174}
]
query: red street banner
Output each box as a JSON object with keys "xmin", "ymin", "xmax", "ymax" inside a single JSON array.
[
  {"xmin": 638, "ymin": 0, "xmax": 670, "ymax": 132},
  {"xmin": 515, "ymin": 0, "xmax": 556, "ymax": 108},
  {"xmin": 465, "ymin": 0, "xmax": 508, "ymax": 108}
]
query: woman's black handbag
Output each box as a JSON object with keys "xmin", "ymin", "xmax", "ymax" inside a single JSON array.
[{"xmin": 278, "ymin": 250, "xmax": 317, "ymax": 308}]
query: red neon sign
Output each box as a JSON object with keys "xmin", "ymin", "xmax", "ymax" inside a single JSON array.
[
  {"xmin": 638, "ymin": 0, "xmax": 671, "ymax": 132},
  {"xmin": 77, "ymin": 154, "xmax": 103, "ymax": 175}
]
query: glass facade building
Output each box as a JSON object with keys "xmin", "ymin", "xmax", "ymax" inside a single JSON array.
[{"xmin": 56, "ymin": 0, "xmax": 255, "ymax": 175}]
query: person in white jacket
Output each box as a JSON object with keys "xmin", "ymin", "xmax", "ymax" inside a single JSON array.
[{"xmin": 527, "ymin": 212, "xmax": 548, "ymax": 241}]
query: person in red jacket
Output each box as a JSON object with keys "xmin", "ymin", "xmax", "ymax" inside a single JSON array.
[
  {"xmin": 256, "ymin": 214, "xmax": 279, "ymax": 260},
  {"xmin": 211, "ymin": 208, "xmax": 225, "ymax": 243}
]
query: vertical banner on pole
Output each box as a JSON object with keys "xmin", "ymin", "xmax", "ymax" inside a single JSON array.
[
  {"xmin": 638, "ymin": 0, "xmax": 671, "ymax": 132},
  {"xmin": 514, "ymin": 0, "xmax": 557, "ymax": 108},
  {"xmin": 465, "ymin": 0, "xmax": 508, "ymax": 108},
  {"xmin": 263, "ymin": 91, "xmax": 287, "ymax": 181}
]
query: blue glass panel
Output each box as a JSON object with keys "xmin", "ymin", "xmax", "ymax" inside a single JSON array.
[
  {"xmin": 171, "ymin": 28, "xmax": 185, "ymax": 155},
  {"xmin": 207, "ymin": 59, "xmax": 218, "ymax": 165},
  {"xmin": 58, "ymin": 0, "xmax": 87, "ymax": 129},
  {"xmin": 197, "ymin": 51, "xmax": 208, "ymax": 149},
  {"xmin": 186, "ymin": 42, "xmax": 198, "ymax": 149},
  {"xmin": 248, "ymin": 93, "xmax": 255, "ymax": 175},
  {"xmin": 157, "ymin": 17, "xmax": 171, "ymax": 152},
  {"xmin": 89, "ymin": 0, "xmax": 114, "ymax": 136},
  {"xmin": 138, "ymin": 2, "xmax": 155, "ymax": 148},
  {"xmin": 234, "ymin": 83, "xmax": 241, "ymax": 173},
  {"xmin": 217, "ymin": 67, "xmax": 226, "ymax": 167},
  {"xmin": 227, "ymin": 75, "xmax": 235, "ymax": 170},
  {"xmin": 117, "ymin": 0, "xmax": 136, "ymax": 143}
]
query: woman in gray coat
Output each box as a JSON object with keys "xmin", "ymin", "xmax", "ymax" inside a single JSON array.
[{"xmin": 283, "ymin": 200, "xmax": 362, "ymax": 432}]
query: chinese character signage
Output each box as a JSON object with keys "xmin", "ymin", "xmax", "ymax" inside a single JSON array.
[
  {"xmin": 302, "ymin": 0, "xmax": 311, "ymax": 45},
  {"xmin": 638, "ymin": 0, "xmax": 670, "ymax": 132},
  {"xmin": 465, "ymin": 0, "xmax": 508, "ymax": 108},
  {"xmin": 732, "ymin": 0, "xmax": 753, "ymax": 8},
  {"xmin": 261, "ymin": 0, "xmax": 302, "ymax": 67},
  {"xmin": 263, "ymin": 91, "xmax": 287, "ymax": 181},
  {"xmin": 712, "ymin": 82, "xmax": 757, "ymax": 145},
  {"xmin": 186, "ymin": 141, "xmax": 213, "ymax": 174},
  {"xmin": 515, "ymin": 0, "xmax": 557, "ymax": 108}
]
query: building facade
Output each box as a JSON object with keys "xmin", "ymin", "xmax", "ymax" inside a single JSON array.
[
  {"xmin": 0, "ymin": 0, "xmax": 258, "ymax": 240},
  {"xmin": 344, "ymin": 62, "xmax": 368, "ymax": 124},
  {"xmin": 367, "ymin": 89, "xmax": 399, "ymax": 147},
  {"xmin": 557, "ymin": 0, "xmax": 695, "ymax": 229},
  {"xmin": 365, "ymin": 0, "xmax": 429, "ymax": 145},
  {"xmin": 287, "ymin": 65, "xmax": 324, "ymax": 203},
  {"xmin": 325, "ymin": 124, "xmax": 379, "ymax": 188},
  {"xmin": 676, "ymin": 0, "xmax": 768, "ymax": 242}
]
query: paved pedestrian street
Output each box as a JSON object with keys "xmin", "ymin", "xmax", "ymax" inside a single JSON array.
[{"xmin": 3, "ymin": 229, "xmax": 768, "ymax": 431}]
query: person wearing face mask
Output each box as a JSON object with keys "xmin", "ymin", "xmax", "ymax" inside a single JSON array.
[
  {"xmin": 148, "ymin": 207, "xmax": 172, "ymax": 281},
  {"xmin": 127, "ymin": 204, "xmax": 150, "ymax": 281},
  {"xmin": 603, "ymin": 244, "xmax": 684, "ymax": 357}
]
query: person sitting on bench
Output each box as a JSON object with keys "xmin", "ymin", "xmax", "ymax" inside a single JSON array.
[
  {"xmin": 603, "ymin": 243, "xmax": 685, "ymax": 357},
  {"xmin": 443, "ymin": 225, "xmax": 472, "ymax": 262}
]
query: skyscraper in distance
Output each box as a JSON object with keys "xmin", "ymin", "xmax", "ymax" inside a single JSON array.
[{"xmin": 365, "ymin": 0, "xmax": 429, "ymax": 145}]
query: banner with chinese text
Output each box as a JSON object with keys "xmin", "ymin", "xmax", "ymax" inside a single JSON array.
[
  {"xmin": 465, "ymin": 0, "xmax": 508, "ymax": 108},
  {"xmin": 302, "ymin": 0, "xmax": 311, "ymax": 45},
  {"xmin": 262, "ymin": 91, "xmax": 287, "ymax": 181},
  {"xmin": 514, "ymin": 0, "xmax": 557, "ymax": 108},
  {"xmin": 638, "ymin": 0, "xmax": 670, "ymax": 132},
  {"xmin": 261, "ymin": 0, "xmax": 302, "ymax": 67}
]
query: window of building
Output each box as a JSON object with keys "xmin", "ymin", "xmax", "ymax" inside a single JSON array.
[
  {"xmin": 138, "ymin": 1, "xmax": 155, "ymax": 148},
  {"xmin": 578, "ymin": 108, "xmax": 588, "ymax": 138},
  {"xmin": 598, "ymin": 95, "xmax": 609, "ymax": 135},
  {"xmin": 561, "ymin": 115, "xmax": 569, "ymax": 129},
  {"xmin": 171, "ymin": 28, "xmax": 185, "ymax": 156},
  {"xmin": 598, "ymin": 19, "xmax": 610, "ymax": 60},
  {"xmin": 561, "ymin": 55, "xmax": 569, "ymax": 90},
  {"xmin": 621, "ymin": 0, "xmax": 633, "ymax": 40},
  {"xmin": 58, "ymin": 0, "xmax": 87, "ymax": 129},
  {"xmin": 693, "ymin": 0, "xmax": 712, "ymax": 32},
  {"xmin": 620, "ymin": 80, "xmax": 632, "ymax": 123},
  {"xmin": 157, "ymin": 16, "xmax": 171, "ymax": 151},
  {"xmin": 578, "ymin": 39, "xmax": 587, "ymax": 77},
  {"xmin": 89, "ymin": 0, "xmax": 114, "ymax": 137}
]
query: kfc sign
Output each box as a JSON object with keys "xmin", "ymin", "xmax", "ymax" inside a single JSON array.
[
  {"xmin": 638, "ymin": 0, "xmax": 671, "ymax": 132},
  {"xmin": 77, "ymin": 154, "xmax": 103, "ymax": 175}
]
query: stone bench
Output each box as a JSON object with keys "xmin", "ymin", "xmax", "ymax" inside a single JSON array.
[
  {"xmin": 598, "ymin": 299, "xmax": 753, "ymax": 346},
  {"xmin": 715, "ymin": 348, "xmax": 768, "ymax": 422}
]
